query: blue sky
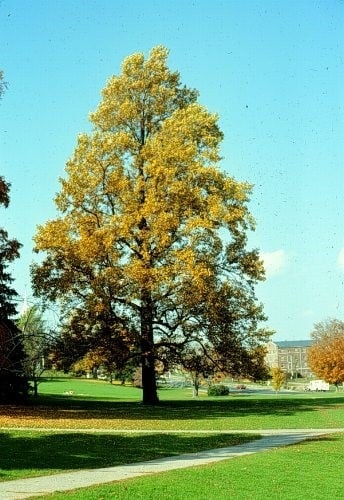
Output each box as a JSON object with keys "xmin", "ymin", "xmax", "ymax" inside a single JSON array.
[{"xmin": 1, "ymin": 0, "xmax": 343, "ymax": 340}]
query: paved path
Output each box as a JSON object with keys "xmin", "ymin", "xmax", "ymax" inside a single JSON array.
[{"xmin": 0, "ymin": 429, "xmax": 341, "ymax": 499}]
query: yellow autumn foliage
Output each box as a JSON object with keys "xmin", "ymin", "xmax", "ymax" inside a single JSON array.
[{"xmin": 32, "ymin": 47, "xmax": 267, "ymax": 405}]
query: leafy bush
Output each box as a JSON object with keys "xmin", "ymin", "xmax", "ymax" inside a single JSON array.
[{"xmin": 207, "ymin": 384, "xmax": 229, "ymax": 396}]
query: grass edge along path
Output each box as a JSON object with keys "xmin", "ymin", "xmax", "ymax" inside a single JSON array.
[
  {"xmin": 0, "ymin": 430, "xmax": 333, "ymax": 499},
  {"xmin": 0, "ymin": 430, "xmax": 259, "ymax": 482},
  {"xmin": 40, "ymin": 430, "xmax": 344, "ymax": 500}
]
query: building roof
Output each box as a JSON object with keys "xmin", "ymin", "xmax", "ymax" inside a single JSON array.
[{"xmin": 275, "ymin": 340, "xmax": 312, "ymax": 348}]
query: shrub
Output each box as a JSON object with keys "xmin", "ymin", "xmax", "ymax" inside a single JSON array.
[{"xmin": 207, "ymin": 384, "xmax": 229, "ymax": 396}]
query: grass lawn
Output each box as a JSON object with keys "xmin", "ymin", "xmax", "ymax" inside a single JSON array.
[
  {"xmin": 0, "ymin": 430, "xmax": 256, "ymax": 482},
  {"xmin": 1, "ymin": 376, "xmax": 343, "ymax": 497},
  {"xmin": 0, "ymin": 377, "xmax": 343, "ymax": 431},
  {"xmin": 37, "ymin": 432, "xmax": 344, "ymax": 500}
]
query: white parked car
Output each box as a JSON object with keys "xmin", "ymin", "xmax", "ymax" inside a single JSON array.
[{"xmin": 305, "ymin": 380, "xmax": 330, "ymax": 392}]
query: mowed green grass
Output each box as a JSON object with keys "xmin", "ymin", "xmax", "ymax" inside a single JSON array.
[
  {"xmin": 0, "ymin": 430, "xmax": 256, "ymax": 482},
  {"xmin": 37, "ymin": 432, "xmax": 344, "ymax": 500},
  {"xmin": 1, "ymin": 376, "xmax": 344, "ymax": 496},
  {"xmin": 38, "ymin": 376, "xmax": 144, "ymax": 400},
  {"xmin": 1, "ymin": 376, "xmax": 342, "ymax": 431}
]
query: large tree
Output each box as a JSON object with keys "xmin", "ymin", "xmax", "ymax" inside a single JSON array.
[
  {"xmin": 308, "ymin": 319, "xmax": 344, "ymax": 388},
  {"xmin": 32, "ymin": 46, "xmax": 269, "ymax": 404}
]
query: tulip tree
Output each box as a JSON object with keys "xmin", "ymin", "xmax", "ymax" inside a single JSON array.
[{"xmin": 32, "ymin": 46, "xmax": 269, "ymax": 404}]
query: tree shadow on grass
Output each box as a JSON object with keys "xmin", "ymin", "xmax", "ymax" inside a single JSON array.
[
  {"xmin": 0, "ymin": 431, "xmax": 258, "ymax": 479},
  {"xmin": 0, "ymin": 394, "xmax": 344, "ymax": 422}
]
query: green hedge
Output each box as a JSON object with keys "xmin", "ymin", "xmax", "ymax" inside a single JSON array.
[{"xmin": 207, "ymin": 384, "xmax": 229, "ymax": 396}]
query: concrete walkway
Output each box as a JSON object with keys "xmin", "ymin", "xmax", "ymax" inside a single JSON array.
[{"xmin": 0, "ymin": 429, "xmax": 341, "ymax": 499}]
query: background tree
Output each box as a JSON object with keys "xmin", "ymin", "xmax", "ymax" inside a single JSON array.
[
  {"xmin": 0, "ymin": 178, "xmax": 22, "ymax": 320},
  {"xmin": 241, "ymin": 345, "xmax": 270, "ymax": 382},
  {"xmin": 113, "ymin": 362, "xmax": 137, "ymax": 385},
  {"xmin": 1, "ymin": 71, "xmax": 21, "ymax": 319},
  {"xmin": 16, "ymin": 305, "xmax": 50, "ymax": 398},
  {"xmin": 308, "ymin": 319, "xmax": 344, "ymax": 389},
  {"xmin": 271, "ymin": 367, "xmax": 286, "ymax": 392},
  {"xmin": 48, "ymin": 307, "xmax": 133, "ymax": 380},
  {"xmin": 179, "ymin": 347, "xmax": 215, "ymax": 397},
  {"xmin": 32, "ymin": 46, "xmax": 269, "ymax": 405},
  {"xmin": 0, "ymin": 156, "xmax": 27, "ymax": 399},
  {"xmin": 310, "ymin": 318, "xmax": 344, "ymax": 344}
]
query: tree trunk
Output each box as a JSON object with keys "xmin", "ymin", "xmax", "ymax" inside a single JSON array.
[
  {"xmin": 192, "ymin": 374, "xmax": 200, "ymax": 397},
  {"xmin": 141, "ymin": 348, "xmax": 159, "ymax": 404},
  {"xmin": 33, "ymin": 378, "xmax": 38, "ymax": 399},
  {"xmin": 140, "ymin": 292, "xmax": 159, "ymax": 405}
]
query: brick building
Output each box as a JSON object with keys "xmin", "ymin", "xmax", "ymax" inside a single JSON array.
[{"xmin": 265, "ymin": 340, "xmax": 313, "ymax": 378}]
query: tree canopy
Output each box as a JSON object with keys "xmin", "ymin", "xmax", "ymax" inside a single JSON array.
[
  {"xmin": 310, "ymin": 318, "xmax": 344, "ymax": 344},
  {"xmin": 32, "ymin": 46, "xmax": 270, "ymax": 404},
  {"xmin": 308, "ymin": 319, "xmax": 344, "ymax": 387},
  {"xmin": 0, "ymin": 178, "xmax": 21, "ymax": 319},
  {"xmin": 1, "ymin": 70, "xmax": 21, "ymax": 320},
  {"xmin": 271, "ymin": 367, "xmax": 286, "ymax": 392}
]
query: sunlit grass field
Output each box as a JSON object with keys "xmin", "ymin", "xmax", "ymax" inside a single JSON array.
[
  {"xmin": 39, "ymin": 433, "xmax": 344, "ymax": 500},
  {"xmin": 1, "ymin": 375, "xmax": 343, "ymax": 498},
  {"xmin": 1, "ymin": 376, "xmax": 343, "ymax": 431},
  {"xmin": 0, "ymin": 430, "xmax": 257, "ymax": 482}
]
